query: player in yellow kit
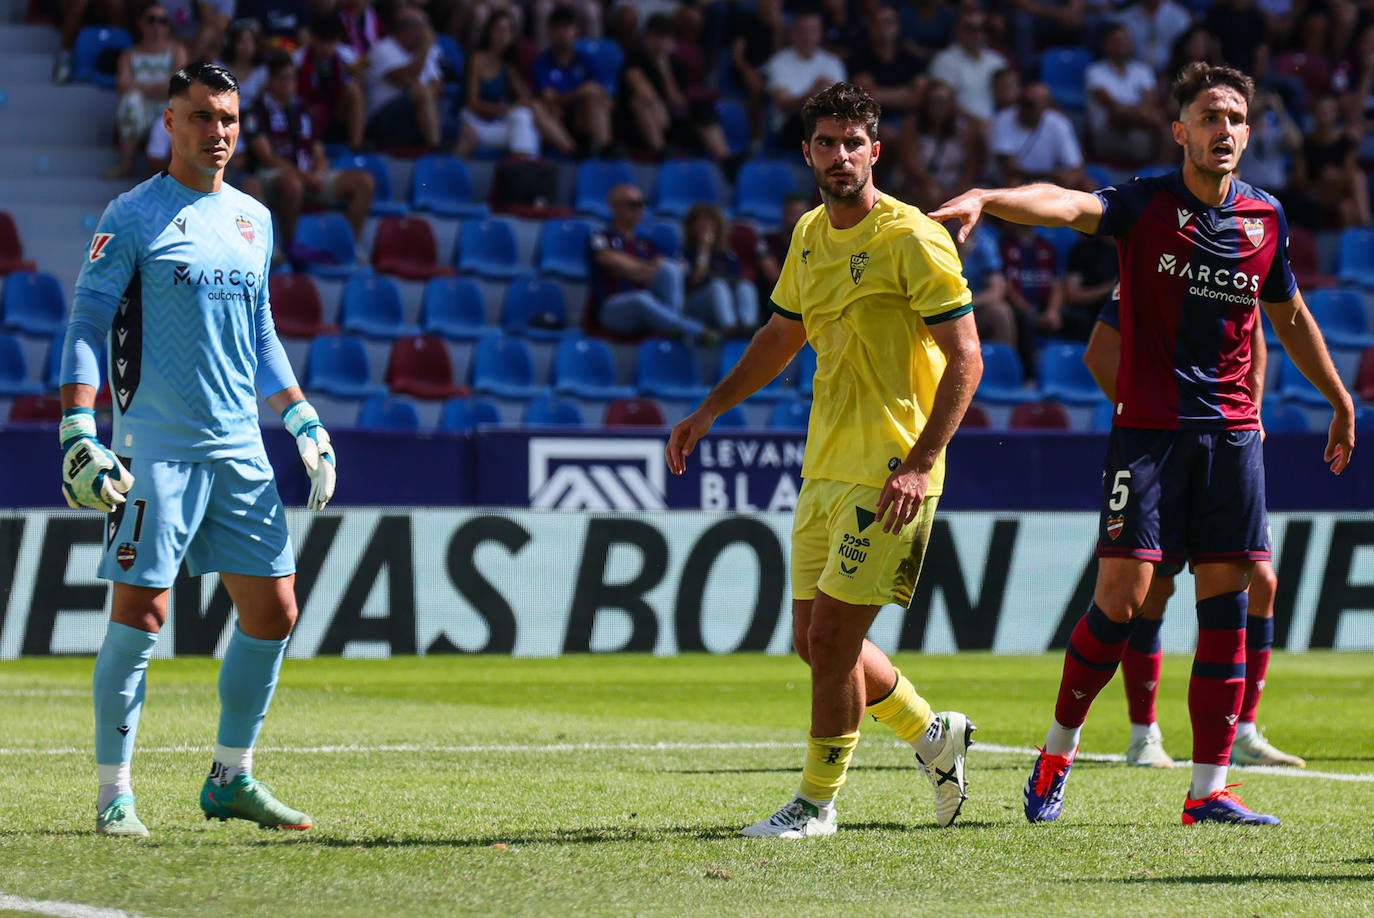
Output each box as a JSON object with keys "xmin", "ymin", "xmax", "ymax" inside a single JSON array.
[{"xmin": 666, "ymin": 82, "xmax": 984, "ymax": 837}]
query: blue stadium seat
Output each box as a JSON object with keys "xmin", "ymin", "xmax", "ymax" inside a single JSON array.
[
  {"xmin": 1039, "ymin": 342, "xmax": 1103, "ymax": 405},
  {"xmin": 536, "ymin": 219, "xmax": 594, "ymax": 281},
  {"xmin": 421, "ymin": 276, "xmax": 488, "ymax": 340},
  {"xmin": 356, "ymin": 395, "xmax": 422, "ymax": 431},
  {"xmin": 304, "ymin": 334, "xmax": 388, "ymax": 399},
  {"xmin": 552, "ymin": 335, "xmax": 635, "ymax": 400},
  {"xmin": 716, "ymin": 98, "xmax": 752, "ymax": 157},
  {"xmin": 0, "ymin": 332, "xmax": 42, "ymax": 395},
  {"xmin": 330, "ymin": 151, "xmax": 407, "ymax": 216},
  {"xmin": 975, "ymin": 342, "xmax": 1036, "ymax": 403},
  {"xmin": 470, "ymin": 331, "xmax": 543, "ymax": 398},
  {"xmin": 1, "ymin": 270, "xmax": 66, "ymax": 336},
  {"xmin": 522, "ymin": 392, "xmax": 585, "ymax": 427},
  {"xmin": 768, "ymin": 398, "xmax": 811, "ymax": 431},
  {"xmin": 712, "ymin": 405, "xmax": 750, "ymax": 429},
  {"xmin": 635, "ymin": 337, "xmax": 708, "ymax": 401},
  {"xmin": 1357, "ymin": 404, "xmax": 1374, "ymax": 437},
  {"xmin": 797, "ymin": 342, "xmax": 817, "ymax": 397},
  {"xmin": 454, "ymin": 218, "xmax": 528, "ymax": 280},
  {"xmin": 438, "ymin": 396, "xmax": 501, "ymax": 433},
  {"xmin": 291, "ymin": 213, "xmax": 358, "ymax": 279},
  {"xmin": 654, "ymin": 159, "xmax": 720, "ymax": 218},
  {"xmin": 734, "ymin": 159, "xmax": 798, "ymax": 225},
  {"xmin": 1037, "ymin": 225, "xmax": 1081, "ymax": 273},
  {"xmin": 340, "ymin": 272, "xmax": 421, "ymax": 338},
  {"xmin": 573, "ymin": 159, "xmax": 636, "ymax": 220},
  {"xmin": 638, "ymin": 218, "xmax": 682, "ymax": 259},
  {"xmin": 70, "ymin": 26, "xmax": 132, "ymax": 88},
  {"xmin": 1039, "ymin": 46, "xmax": 1090, "ymax": 111},
  {"xmin": 502, "ymin": 279, "xmax": 569, "ymax": 341},
  {"xmin": 575, "ymin": 38, "xmax": 624, "ymax": 93},
  {"xmin": 1307, "ymin": 287, "xmax": 1374, "ymax": 348},
  {"xmin": 1261, "ymin": 400, "xmax": 1310, "ymax": 434},
  {"xmin": 409, "ymin": 154, "xmax": 490, "ymax": 219},
  {"xmin": 718, "ymin": 338, "xmax": 791, "ymax": 400},
  {"xmin": 1338, "ymin": 228, "xmax": 1374, "ymax": 288},
  {"xmin": 1276, "ymin": 352, "xmax": 1339, "ymax": 407},
  {"xmin": 1090, "ymin": 399, "xmax": 1117, "ymax": 431}
]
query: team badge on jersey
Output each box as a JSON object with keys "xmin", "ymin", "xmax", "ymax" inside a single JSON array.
[
  {"xmin": 116, "ymin": 542, "xmax": 137, "ymax": 570},
  {"xmin": 1242, "ymin": 218, "xmax": 1264, "ymax": 247},
  {"xmin": 1106, "ymin": 515, "xmax": 1125, "ymax": 540},
  {"xmin": 850, "ymin": 252, "xmax": 870, "ymax": 284},
  {"xmin": 236, "ymin": 215, "xmax": 255, "ymax": 243},
  {"xmin": 88, "ymin": 233, "xmax": 115, "ymax": 262}
]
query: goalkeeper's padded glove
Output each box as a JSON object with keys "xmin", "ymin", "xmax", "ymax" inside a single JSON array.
[
  {"xmin": 59, "ymin": 407, "xmax": 134, "ymax": 512},
  {"xmin": 281, "ymin": 399, "xmax": 336, "ymax": 510}
]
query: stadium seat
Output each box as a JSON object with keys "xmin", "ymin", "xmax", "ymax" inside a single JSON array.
[
  {"xmin": 269, "ymin": 273, "xmax": 337, "ymax": 337},
  {"xmin": 604, "ymin": 396, "xmax": 665, "ymax": 427},
  {"xmin": 371, "ymin": 214, "xmax": 455, "ymax": 280},
  {"xmin": 717, "ymin": 338, "xmax": 791, "ymax": 400},
  {"xmin": 340, "ymin": 272, "xmax": 421, "ymax": 339},
  {"xmin": 291, "ymin": 213, "xmax": 358, "ymax": 279},
  {"xmin": 975, "ymin": 342, "xmax": 1036, "ymax": 403},
  {"xmin": 1306, "ymin": 288, "xmax": 1374, "ymax": 348},
  {"xmin": 1009, "ymin": 400, "xmax": 1072, "ymax": 429},
  {"xmin": 1287, "ymin": 225, "xmax": 1334, "ymax": 290},
  {"xmin": 1039, "ymin": 46, "xmax": 1091, "ymax": 111},
  {"xmin": 1, "ymin": 270, "xmax": 66, "ymax": 336},
  {"xmin": 0, "ymin": 211, "xmax": 37, "ymax": 275},
  {"xmin": 961, "ymin": 402, "xmax": 992, "ymax": 429},
  {"xmin": 716, "ymin": 98, "xmax": 752, "ymax": 157},
  {"xmin": 796, "ymin": 343, "xmax": 817, "ymax": 396},
  {"xmin": 1261, "ymin": 400, "xmax": 1310, "ymax": 434},
  {"xmin": 454, "ymin": 218, "xmax": 528, "ymax": 280},
  {"xmin": 0, "ymin": 333, "xmax": 42, "ymax": 396},
  {"xmin": 654, "ymin": 159, "xmax": 720, "ymax": 218},
  {"xmin": 330, "ymin": 150, "xmax": 407, "ymax": 215},
  {"xmin": 574, "ymin": 38, "xmax": 624, "ymax": 93},
  {"xmin": 635, "ymin": 337, "xmax": 708, "ymax": 401},
  {"xmin": 304, "ymin": 334, "xmax": 388, "ymax": 399},
  {"xmin": 536, "ymin": 219, "xmax": 594, "ymax": 281},
  {"xmin": 8, "ymin": 393, "xmax": 63, "ymax": 424},
  {"xmin": 471, "ymin": 331, "xmax": 543, "ymax": 398},
  {"xmin": 409, "ymin": 154, "xmax": 490, "ymax": 219},
  {"xmin": 1276, "ymin": 352, "xmax": 1339, "ymax": 407},
  {"xmin": 553, "ymin": 335, "xmax": 635, "ymax": 400},
  {"xmin": 502, "ymin": 279, "xmax": 569, "ymax": 341},
  {"xmin": 421, "ymin": 276, "xmax": 488, "ymax": 340},
  {"xmin": 712, "ymin": 404, "xmax": 749, "ymax": 429},
  {"xmin": 1090, "ymin": 399, "xmax": 1117, "ymax": 431},
  {"xmin": 1036, "ymin": 225, "xmax": 1081, "ymax": 272},
  {"xmin": 1039, "ymin": 342, "xmax": 1103, "ymax": 404},
  {"xmin": 1336, "ymin": 227, "xmax": 1374, "ymax": 288},
  {"xmin": 386, "ymin": 335, "xmax": 466, "ymax": 399},
  {"xmin": 637, "ymin": 218, "xmax": 682, "ymax": 259},
  {"xmin": 1357, "ymin": 404, "xmax": 1374, "ymax": 436},
  {"xmin": 573, "ymin": 160, "xmax": 636, "ymax": 220},
  {"xmin": 768, "ymin": 398, "xmax": 811, "ymax": 431},
  {"xmin": 522, "ymin": 392, "xmax": 585, "ymax": 427},
  {"xmin": 728, "ymin": 220, "xmax": 761, "ymax": 282},
  {"xmin": 1357, "ymin": 346, "xmax": 1374, "ymax": 401},
  {"xmin": 734, "ymin": 159, "xmax": 798, "ymax": 226},
  {"xmin": 356, "ymin": 395, "xmax": 422, "ymax": 431},
  {"xmin": 70, "ymin": 26, "xmax": 132, "ymax": 87},
  {"xmin": 438, "ymin": 396, "xmax": 501, "ymax": 433}
]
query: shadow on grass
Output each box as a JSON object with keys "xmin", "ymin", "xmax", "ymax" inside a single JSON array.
[{"xmin": 1095, "ymin": 873, "xmax": 1374, "ymax": 885}]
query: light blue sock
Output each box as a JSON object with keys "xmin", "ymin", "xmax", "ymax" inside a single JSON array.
[
  {"xmin": 93, "ymin": 622, "xmax": 159, "ymax": 768},
  {"xmin": 217, "ymin": 626, "xmax": 289, "ymax": 754}
]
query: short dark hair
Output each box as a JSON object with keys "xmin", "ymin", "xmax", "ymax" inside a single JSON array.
[
  {"xmin": 264, "ymin": 49, "xmax": 294, "ymax": 77},
  {"xmin": 548, "ymin": 5, "xmax": 577, "ymax": 29},
  {"xmin": 1172, "ymin": 61, "xmax": 1255, "ymax": 112},
  {"xmin": 308, "ymin": 11, "xmax": 344, "ymax": 42},
  {"xmin": 168, "ymin": 61, "xmax": 239, "ymax": 100},
  {"xmin": 801, "ymin": 82, "xmax": 882, "ymax": 143}
]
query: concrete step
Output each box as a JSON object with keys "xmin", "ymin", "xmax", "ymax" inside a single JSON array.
[
  {"xmin": 0, "ymin": 22, "xmax": 59, "ymax": 52},
  {"xmin": 0, "ymin": 143, "xmax": 117, "ymax": 177},
  {"xmin": 0, "ymin": 49, "xmax": 55, "ymax": 83},
  {"xmin": 0, "ymin": 82, "xmax": 114, "ymax": 145}
]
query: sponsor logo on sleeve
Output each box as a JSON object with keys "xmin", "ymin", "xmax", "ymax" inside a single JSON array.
[{"xmin": 89, "ymin": 233, "xmax": 115, "ymax": 262}]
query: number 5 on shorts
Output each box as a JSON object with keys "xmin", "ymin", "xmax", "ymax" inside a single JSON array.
[{"xmin": 1108, "ymin": 470, "xmax": 1131, "ymax": 511}]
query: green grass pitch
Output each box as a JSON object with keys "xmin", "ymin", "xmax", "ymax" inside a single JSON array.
[{"xmin": 1, "ymin": 652, "xmax": 1371, "ymax": 917}]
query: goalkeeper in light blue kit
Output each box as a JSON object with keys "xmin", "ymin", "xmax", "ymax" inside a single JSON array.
[{"xmin": 59, "ymin": 62, "xmax": 336, "ymax": 837}]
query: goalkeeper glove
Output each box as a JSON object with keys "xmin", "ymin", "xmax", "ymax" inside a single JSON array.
[
  {"xmin": 281, "ymin": 399, "xmax": 336, "ymax": 510},
  {"xmin": 59, "ymin": 407, "xmax": 134, "ymax": 512}
]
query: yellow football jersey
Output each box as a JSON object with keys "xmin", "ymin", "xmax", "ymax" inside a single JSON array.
[{"xmin": 771, "ymin": 192, "xmax": 972, "ymax": 492}]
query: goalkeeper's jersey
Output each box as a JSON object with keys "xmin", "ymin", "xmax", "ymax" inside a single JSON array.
[{"xmin": 62, "ymin": 173, "xmax": 296, "ymax": 462}]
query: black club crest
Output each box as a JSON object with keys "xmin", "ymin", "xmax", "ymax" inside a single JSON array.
[{"xmin": 850, "ymin": 252, "xmax": 869, "ymax": 284}]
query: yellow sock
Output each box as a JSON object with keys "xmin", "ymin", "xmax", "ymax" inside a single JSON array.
[
  {"xmin": 867, "ymin": 670, "xmax": 933, "ymax": 746},
  {"xmin": 798, "ymin": 731, "xmax": 860, "ymax": 804}
]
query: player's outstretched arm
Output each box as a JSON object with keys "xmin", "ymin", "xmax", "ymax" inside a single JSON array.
[
  {"xmin": 666, "ymin": 314, "xmax": 807, "ymax": 475},
  {"xmin": 269, "ymin": 387, "xmax": 337, "ymax": 509},
  {"xmin": 929, "ymin": 184, "xmax": 1105, "ymax": 243},
  {"xmin": 1263, "ymin": 293, "xmax": 1355, "ymax": 474}
]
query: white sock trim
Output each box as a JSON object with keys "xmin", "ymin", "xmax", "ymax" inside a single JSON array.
[
  {"xmin": 1045, "ymin": 720, "xmax": 1081, "ymax": 756},
  {"xmin": 1190, "ymin": 764, "xmax": 1228, "ymax": 799}
]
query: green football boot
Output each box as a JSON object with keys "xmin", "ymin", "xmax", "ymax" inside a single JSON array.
[
  {"xmin": 200, "ymin": 774, "xmax": 313, "ymax": 830},
  {"xmin": 96, "ymin": 794, "xmax": 150, "ymax": 838}
]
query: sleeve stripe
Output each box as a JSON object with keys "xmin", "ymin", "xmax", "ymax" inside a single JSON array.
[
  {"xmin": 924, "ymin": 303, "xmax": 974, "ymax": 325},
  {"xmin": 769, "ymin": 299, "xmax": 803, "ymax": 321}
]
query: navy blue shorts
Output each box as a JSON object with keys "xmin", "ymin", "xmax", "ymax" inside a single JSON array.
[{"xmin": 1096, "ymin": 427, "xmax": 1270, "ymax": 568}]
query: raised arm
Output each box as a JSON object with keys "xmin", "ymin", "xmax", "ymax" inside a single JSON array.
[
  {"xmin": 1262, "ymin": 292, "xmax": 1355, "ymax": 473},
  {"xmin": 929, "ymin": 183, "xmax": 1105, "ymax": 243}
]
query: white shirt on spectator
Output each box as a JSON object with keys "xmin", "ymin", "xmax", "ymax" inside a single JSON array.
[
  {"xmin": 1114, "ymin": 0, "xmax": 1192, "ymax": 74},
  {"xmin": 928, "ymin": 45, "xmax": 1008, "ymax": 121},
  {"xmin": 764, "ymin": 47, "xmax": 847, "ymax": 101},
  {"xmin": 1084, "ymin": 59, "xmax": 1157, "ymax": 134},
  {"xmin": 990, "ymin": 107, "xmax": 1084, "ymax": 175},
  {"xmin": 364, "ymin": 36, "xmax": 441, "ymax": 117}
]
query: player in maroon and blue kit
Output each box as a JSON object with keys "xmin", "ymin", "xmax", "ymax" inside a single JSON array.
[{"xmin": 933, "ymin": 62, "xmax": 1355, "ymax": 825}]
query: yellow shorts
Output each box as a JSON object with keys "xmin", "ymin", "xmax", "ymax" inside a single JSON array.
[{"xmin": 791, "ymin": 478, "xmax": 939, "ymax": 607}]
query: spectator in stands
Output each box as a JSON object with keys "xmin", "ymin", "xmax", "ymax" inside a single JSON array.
[
  {"xmin": 729, "ymin": 0, "xmax": 786, "ymax": 141},
  {"xmin": 295, "ymin": 13, "xmax": 367, "ymax": 152},
  {"xmin": 107, "ymin": 2, "xmax": 188, "ymax": 179},
  {"xmin": 849, "ymin": 3, "xmax": 924, "ymax": 122},
  {"xmin": 999, "ymin": 220, "xmax": 1065, "ymax": 376},
  {"xmin": 363, "ymin": 6, "xmax": 444, "ymax": 151},
  {"xmin": 1008, "ymin": 0, "xmax": 1087, "ymax": 75},
  {"xmin": 336, "ymin": 0, "xmax": 384, "ymax": 57},
  {"xmin": 901, "ymin": 0, "xmax": 956, "ymax": 69},
  {"xmin": 754, "ymin": 194, "xmax": 810, "ymax": 305},
  {"xmin": 1293, "ymin": 93, "xmax": 1371, "ymax": 228},
  {"xmin": 682, "ymin": 203, "xmax": 760, "ymax": 337},
  {"xmin": 991, "ymin": 66, "xmax": 1022, "ymax": 116},
  {"xmin": 817, "ymin": 0, "xmax": 864, "ymax": 64},
  {"xmin": 245, "ymin": 53, "xmax": 376, "ymax": 255},
  {"xmin": 458, "ymin": 0, "xmax": 525, "ymax": 53},
  {"xmin": 897, "ymin": 80, "xmax": 986, "ymax": 213},
  {"xmin": 1202, "ymin": 0, "xmax": 1269, "ymax": 78},
  {"xmin": 1163, "ymin": 24, "xmax": 1221, "ymax": 86},
  {"xmin": 158, "ymin": 0, "xmax": 232, "ymax": 58},
  {"xmin": 1273, "ymin": 10, "xmax": 1336, "ymax": 110},
  {"xmin": 455, "ymin": 10, "xmax": 548, "ymax": 158},
  {"xmin": 1241, "ymin": 89, "xmax": 1303, "ymax": 198},
  {"xmin": 236, "ymin": 0, "xmax": 312, "ymax": 51},
  {"xmin": 53, "ymin": 0, "xmax": 128, "ymax": 84},
  {"xmin": 959, "ymin": 223, "xmax": 1017, "ymax": 350},
  {"xmin": 587, "ymin": 183, "xmax": 716, "ymax": 345},
  {"xmin": 990, "ymin": 80, "xmax": 1090, "ymax": 189},
  {"xmin": 928, "ymin": 9, "xmax": 1007, "ymax": 124},
  {"xmin": 530, "ymin": 0, "xmax": 601, "ymax": 49},
  {"xmin": 763, "ymin": 10, "xmax": 846, "ymax": 152},
  {"xmin": 1085, "ymin": 23, "xmax": 1166, "ymax": 165},
  {"xmin": 1061, "ymin": 233, "xmax": 1118, "ymax": 342},
  {"xmin": 532, "ymin": 5, "xmax": 612, "ymax": 159},
  {"xmin": 1113, "ymin": 0, "xmax": 1193, "ymax": 76}
]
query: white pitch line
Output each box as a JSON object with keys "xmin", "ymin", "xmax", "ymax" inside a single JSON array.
[
  {"xmin": 0, "ymin": 894, "xmax": 144, "ymax": 918},
  {"xmin": 0, "ymin": 739, "xmax": 1370, "ymax": 782}
]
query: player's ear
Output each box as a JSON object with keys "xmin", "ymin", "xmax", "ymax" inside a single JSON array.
[
  {"xmin": 802, "ymin": 140, "xmax": 812, "ymax": 167},
  {"xmin": 1170, "ymin": 119, "xmax": 1186, "ymax": 148},
  {"xmin": 871, "ymin": 138, "xmax": 881, "ymax": 164}
]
